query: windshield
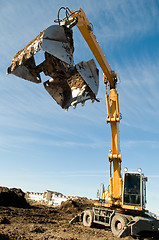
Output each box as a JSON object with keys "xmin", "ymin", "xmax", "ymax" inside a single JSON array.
[{"xmin": 123, "ymin": 173, "xmax": 141, "ymax": 205}]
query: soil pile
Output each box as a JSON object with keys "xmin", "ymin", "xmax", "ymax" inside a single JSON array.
[
  {"xmin": 0, "ymin": 187, "xmax": 30, "ymax": 208},
  {"xmin": 59, "ymin": 197, "xmax": 94, "ymax": 214}
]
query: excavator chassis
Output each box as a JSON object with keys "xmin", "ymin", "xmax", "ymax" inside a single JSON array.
[{"xmin": 70, "ymin": 207, "xmax": 159, "ymax": 238}]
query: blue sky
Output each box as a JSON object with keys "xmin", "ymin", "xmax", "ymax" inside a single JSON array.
[{"xmin": 1, "ymin": 0, "xmax": 159, "ymax": 215}]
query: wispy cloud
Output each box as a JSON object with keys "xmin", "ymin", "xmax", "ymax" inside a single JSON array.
[
  {"xmin": 114, "ymin": 56, "xmax": 159, "ymax": 133},
  {"xmin": 0, "ymin": 129, "xmax": 109, "ymax": 153},
  {"xmin": 86, "ymin": 0, "xmax": 159, "ymax": 44},
  {"xmin": 34, "ymin": 169, "xmax": 109, "ymax": 178},
  {"xmin": 148, "ymin": 175, "xmax": 159, "ymax": 179},
  {"xmin": 121, "ymin": 140, "xmax": 159, "ymax": 149}
]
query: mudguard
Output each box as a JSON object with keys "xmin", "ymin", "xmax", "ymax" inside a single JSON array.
[{"xmin": 119, "ymin": 216, "xmax": 159, "ymax": 238}]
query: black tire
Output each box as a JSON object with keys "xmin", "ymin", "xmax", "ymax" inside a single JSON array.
[
  {"xmin": 111, "ymin": 214, "xmax": 128, "ymax": 236},
  {"xmin": 83, "ymin": 210, "xmax": 94, "ymax": 227}
]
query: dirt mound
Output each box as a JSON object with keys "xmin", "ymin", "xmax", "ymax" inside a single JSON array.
[
  {"xmin": 59, "ymin": 197, "xmax": 94, "ymax": 214},
  {"xmin": 0, "ymin": 187, "xmax": 30, "ymax": 208}
]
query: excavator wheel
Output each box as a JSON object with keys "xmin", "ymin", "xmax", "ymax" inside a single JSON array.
[
  {"xmin": 83, "ymin": 210, "xmax": 94, "ymax": 227},
  {"xmin": 111, "ymin": 214, "xmax": 128, "ymax": 236}
]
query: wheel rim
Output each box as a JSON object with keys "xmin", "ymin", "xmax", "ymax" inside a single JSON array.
[
  {"xmin": 85, "ymin": 215, "xmax": 91, "ymax": 224},
  {"xmin": 116, "ymin": 221, "xmax": 122, "ymax": 230},
  {"xmin": 115, "ymin": 220, "xmax": 122, "ymax": 232}
]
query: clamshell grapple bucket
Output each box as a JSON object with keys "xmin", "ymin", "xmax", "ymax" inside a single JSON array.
[
  {"xmin": 7, "ymin": 24, "xmax": 99, "ymax": 109},
  {"xmin": 43, "ymin": 59, "xmax": 99, "ymax": 109},
  {"xmin": 7, "ymin": 25, "xmax": 74, "ymax": 83},
  {"xmin": 7, "ymin": 30, "xmax": 45, "ymax": 83},
  {"xmin": 41, "ymin": 25, "xmax": 74, "ymax": 65}
]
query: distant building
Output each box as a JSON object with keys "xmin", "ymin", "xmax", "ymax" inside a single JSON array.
[
  {"xmin": 26, "ymin": 190, "xmax": 69, "ymax": 206},
  {"xmin": 26, "ymin": 192, "xmax": 43, "ymax": 202}
]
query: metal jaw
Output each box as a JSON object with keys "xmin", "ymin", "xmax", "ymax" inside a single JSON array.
[
  {"xmin": 7, "ymin": 22, "xmax": 99, "ymax": 109},
  {"xmin": 43, "ymin": 59, "xmax": 99, "ymax": 109}
]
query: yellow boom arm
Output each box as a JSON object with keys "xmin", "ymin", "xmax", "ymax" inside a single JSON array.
[{"xmin": 71, "ymin": 8, "xmax": 123, "ymax": 205}]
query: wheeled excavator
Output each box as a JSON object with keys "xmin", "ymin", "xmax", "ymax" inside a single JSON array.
[{"xmin": 7, "ymin": 7, "xmax": 159, "ymax": 238}]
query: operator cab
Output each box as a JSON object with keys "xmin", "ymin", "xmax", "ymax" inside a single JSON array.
[{"xmin": 122, "ymin": 168, "xmax": 147, "ymax": 210}]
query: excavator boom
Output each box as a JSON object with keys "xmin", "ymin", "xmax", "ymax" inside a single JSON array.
[{"xmin": 70, "ymin": 8, "xmax": 122, "ymax": 205}]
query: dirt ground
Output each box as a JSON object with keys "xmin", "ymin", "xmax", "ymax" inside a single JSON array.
[
  {"xmin": 0, "ymin": 201, "xmax": 130, "ymax": 240},
  {"xmin": 0, "ymin": 188, "xmax": 158, "ymax": 240}
]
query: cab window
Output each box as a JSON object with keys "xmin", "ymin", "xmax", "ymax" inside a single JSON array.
[{"xmin": 123, "ymin": 173, "xmax": 141, "ymax": 205}]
